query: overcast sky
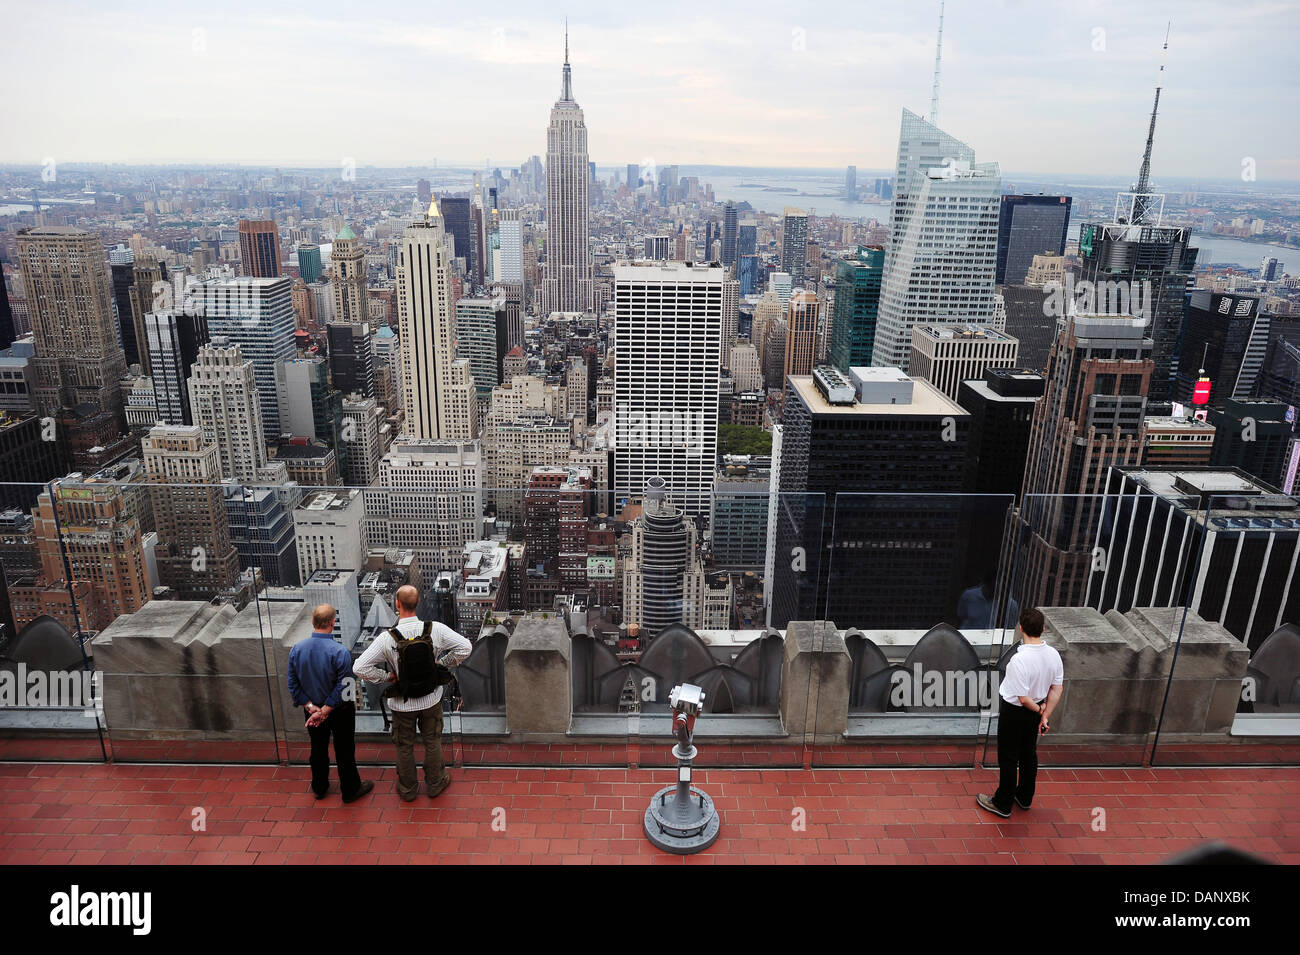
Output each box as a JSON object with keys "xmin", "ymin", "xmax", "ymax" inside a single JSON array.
[{"xmin": 3, "ymin": 0, "xmax": 1297, "ymax": 180}]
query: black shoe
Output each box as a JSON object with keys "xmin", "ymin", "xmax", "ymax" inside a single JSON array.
[
  {"xmin": 342, "ymin": 780, "xmax": 374, "ymax": 804},
  {"xmin": 1015, "ymin": 796, "xmax": 1032, "ymax": 810},
  {"xmin": 977, "ymin": 794, "xmax": 1011, "ymax": 818},
  {"xmin": 313, "ymin": 785, "xmax": 330, "ymax": 800}
]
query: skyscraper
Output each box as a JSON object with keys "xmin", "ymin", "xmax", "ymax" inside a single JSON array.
[
  {"xmin": 644, "ymin": 235, "xmax": 671, "ymax": 261},
  {"xmin": 364, "ymin": 438, "xmax": 484, "ymax": 578},
  {"xmin": 109, "ymin": 245, "xmax": 145, "ymax": 369},
  {"xmin": 622, "ymin": 476, "xmax": 715, "ymax": 638},
  {"xmin": 736, "ymin": 222, "xmax": 758, "ymax": 296},
  {"xmin": 909, "ymin": 323, "xmax": 1019, "ymax": 402},
  {"xmin": 995, "ymin": 195, "xmax": 1072, "ymax": 285},
  {"xmin": 237, "ymin": 219, "xmax": 283, "ymax": 278},
  {"xmin": 1089, "ymin": 467, "xmax": 1299, "ymax": 652},
  {"xmin": 956, "ymin": 367, "xmax": 1045, "ymax": 498},
  {"xmin": 614, "ymin": 262, "xmax": 723, "ymax": 516},
  {"xmin": 456, "ymin": 297, "xmax": 507, "ymax": 399},
  {"xmin": 25, "ymin": 476, "xmax": 149, "ymax": 633},
  {"xmin": 780, "ymin": 208, "xmax": 808, "ymax": 285},
  {"xmin": 873, "ymin": 110, "xmax": 1001, "ymax": 371},
  {"xmin": 1207, "ymin": 399, "xmax": 1290, "ymax": 489},
  {"xmin": 771, "ymin": 366, "xmax": 974, "ymax": 630},
  {"xmin": 721, "ymin": 278, "xmax": 740, "ymax": 369},
  {"xmin": 17, "ymin": 227, "xmax": 128, "ymax": 419},
  {"xmin": 497, "ymin": 209, "xmax": 524, "ymax": 284},
  {"xmin": 145, "ymin": 310, "xmax": 209, "ymax": 426},
  {"xmin": 330, "ymin": 225, "xmax": 368, "ymax": 322},
  {"xmin": 828, "ymin": 246, "xmax": 885, "ymax": 372},
  {"xmin": 142, "ymin": 424, "xmax": 240, "ymax": 599},
  {"xmin": 326, "ymin": 321, "xmax": 375, "ymax": 399},
  {"xmin": 439, "ymin": 197, "xmax": 473, "ymax": 275},
  {"xmin": 339, "ymin": 395, "xmax": 384, "ymax": 487},
  {"xmin": 784, "ymin": 290, "xmax": 819, "ymax": 381},
  {"xmin": 1016, "ymin": 314, "xmax": 1152, "ymax": 607},
  {"xmin": 297, "ymin": 243, "xmax": 322, "ymax": 285},
  {"xmin": 1077, "ymin": 38, "xmax": 1197, "ymax": 403},
  {"xmin": 190, "ymin": 275, "xmax": 296, "ymax": 442},
  {"xmin": 0, "ymin": 275, "xmax": 14, "ymax": 351},
  {"xmin": 845, "ymin": 165, "xmax": 857, "ymax": 201},
  {"xmin": 397, "ymin": 201, "xmax": 476, "ymax": 440},
  {"xmin": 275, "ymin": 356, "xmax": 342, "ymax": 447},
  {"xmin": 543, "ymin": 30, "xmax": 593, "ymax": 314},
  {"xmin": 721, "ymin": 202, "xmax": 739, "ymax": 268},
  {"xmin": 1174, "ymin": 291, "xmax": 1269, "ymax": 409},
  {"xmin": 1077, "ymin": 215, "xmax": 1195, "ymax": 405},
  {"xmin": 129, "ymin": 257, "xmax": 167, "ymax": 374},
  {"xmin": 187, "ymin": 339, "xmax": 268, "ymax": 482}
]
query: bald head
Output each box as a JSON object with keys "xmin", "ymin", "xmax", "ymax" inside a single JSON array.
[
  {"xmin": 312, "ymin": 604, "xmax": 336, "ymax": 632},
  {"xmin": 396, "ymin": 585, "xmax": 420, "ymax": 616}
]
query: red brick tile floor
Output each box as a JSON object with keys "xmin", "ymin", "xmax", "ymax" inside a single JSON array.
[{"xmin": 0, "ymin": 762, "xmax": 1296, "ymax": 865}]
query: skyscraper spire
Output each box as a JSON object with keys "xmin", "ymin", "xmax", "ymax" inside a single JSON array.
[
  {"xmin": 929, "ymin": 1, "xmax": 945, "ymax": 126},
  {"xmin": 560, "ymin": 19, "xmax": 574, "ymax": 103}
]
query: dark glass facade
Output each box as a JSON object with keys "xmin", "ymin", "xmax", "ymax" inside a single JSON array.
[
  {"xmin": 995, "ymin": 194, "xmax": 1071, "ymax": 285},
  {"xmin": 828, "ymin": 246, "xmax": 884, "ymax": 372}
]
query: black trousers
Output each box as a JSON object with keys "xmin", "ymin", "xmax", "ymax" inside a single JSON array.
[
  {"xmin": 993, "ymin": 698, "xmax": 1042, "ymax": 812},
  {"xmin": 306, "ymin": 701, "xmax": 362, "ymax": 799}
]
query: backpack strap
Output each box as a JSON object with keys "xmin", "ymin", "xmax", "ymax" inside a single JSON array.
[
  {"xmin": 388, "ymin": 626, "xmax": 404, "ymax": 643},
  {"xmin": 422, "ymin": 620, "xmax": 433, "ymax": 641}
]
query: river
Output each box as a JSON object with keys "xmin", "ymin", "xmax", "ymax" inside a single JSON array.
[{"xmin": 703, "ymin": 171, "xmax": 1295, "ymax": 270}]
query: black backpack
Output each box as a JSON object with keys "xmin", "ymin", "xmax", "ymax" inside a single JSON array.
[{"xmin": 385, "ymin": 621, "xmax": 454, "ymax": 701}]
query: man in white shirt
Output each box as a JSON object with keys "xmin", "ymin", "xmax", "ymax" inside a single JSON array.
[
  {"xmin": 978, "ymin": 607, "xmax": 1064, "ymax": 818},
  {"xmin": 353, "ymin": 585, "xmax": 472, "ymax": 802}
]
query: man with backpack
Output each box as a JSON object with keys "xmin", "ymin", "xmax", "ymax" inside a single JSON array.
[{"xmin": 353, "ymin": 585, "xmax": 472, "ymax": 801}]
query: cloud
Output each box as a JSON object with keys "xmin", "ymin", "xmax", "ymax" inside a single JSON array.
[{"xmin": 0, "ymin": 0, "xmax": 1295, "ymax": 176}]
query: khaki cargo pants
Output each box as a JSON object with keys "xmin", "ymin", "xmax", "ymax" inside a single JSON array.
[{"xmin": 390, "ymin": 704, "xmax": 450, "ymax": 801}]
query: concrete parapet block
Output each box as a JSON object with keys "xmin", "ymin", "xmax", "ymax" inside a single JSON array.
[
  {"xmin": 781, "ymin": 621, "xmax": 850, "ymax": 744},
  {"xmin": 93, "ymin": 599, "xmax": 312, "ymax": 740},
  {"xmin": 1121, "ymin": 607, "xmax": 1249, "ymax": 735},
  {"xmin": 1041, "ymin": 607, "xmax": 1161, "ymax": 737},
  {"xmin": 505, "ymin": 613, "xmax": 570, "ymax": 738}
]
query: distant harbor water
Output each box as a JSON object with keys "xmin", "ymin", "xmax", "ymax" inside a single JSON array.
[
  {"xmin": 706, "ymin": 173, "xmax": 890, "ymax": 222},
  {"xmin": 703, "ymin": 170, "xmax": 1294, "ymax": 270}
]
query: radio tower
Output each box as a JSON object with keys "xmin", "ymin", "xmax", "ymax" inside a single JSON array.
[
  {"xmin": 929, "ymin": 1, "xmax": 945, "ymax": 126},
  {"xmin": 1131, "ymin": 22, "xmax": 1171, "ymax": 224}
]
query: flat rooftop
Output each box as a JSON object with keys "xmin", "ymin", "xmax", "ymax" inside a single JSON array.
[
  {"xmin": 296, "ymin": 489, "xmax": 360, "ymax": 511},
  {"xmin": 789, "ymin": 374, "xmax": 966, "ymax": 418},
  {"xmin": 1132, "ymin": 469, "xmax": 1267, "ymax": 497},
  {"xmin": 915, "ymin": 324, "xmax": 1017, "ymax": 342},
  {"xmin": 1144, "ymin": 416, "xmax": 1217, "ymax": 431},
  {"xmin": 614, "ymin": 262, "xmax": 725, "ymax": 281},
  {"xmin": 960, "ymin": 379, "xmax": 1041, "ymax": 403}
]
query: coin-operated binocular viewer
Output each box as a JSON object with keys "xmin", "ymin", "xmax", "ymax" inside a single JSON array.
[{"xmin": 643, "ymin": 683, "xmax": 720, "ymax": 854}]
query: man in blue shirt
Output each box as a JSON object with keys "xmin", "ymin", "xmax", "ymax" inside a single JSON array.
[{"xmin": 287, "ymin": 605, "xmax": 373, "ymax": 803}]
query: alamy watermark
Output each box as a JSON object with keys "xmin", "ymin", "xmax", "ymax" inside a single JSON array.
[
  {"xmin": 0, "ymin": 664, "xmax": 101, "ymax": 718},
  {"xmin": 1042, "ymin": 275, "xmax": 1153, "ymax": 322},
  {"xmin": 618, "ymin": 405, "xmax": 710, "ymax": 456}
]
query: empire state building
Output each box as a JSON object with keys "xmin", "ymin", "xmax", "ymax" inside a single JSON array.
[{"xmin": 543, "ymin": 32, "xmax": 593, "ymax": 314}]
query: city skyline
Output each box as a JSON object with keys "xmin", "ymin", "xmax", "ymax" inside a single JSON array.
[{"xmin": 4, "ymin": 1, "xmax": 1297, "ymax": 180}]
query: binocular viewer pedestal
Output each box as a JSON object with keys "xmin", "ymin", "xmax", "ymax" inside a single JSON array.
[{"xmin": 643, "ymin": 689, "xmax": 721, "ymax": 854}]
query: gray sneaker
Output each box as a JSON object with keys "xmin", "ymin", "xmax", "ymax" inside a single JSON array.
[{"xmin": 977, "ymin": 793, "xmax": 1011, "ymax": 818}]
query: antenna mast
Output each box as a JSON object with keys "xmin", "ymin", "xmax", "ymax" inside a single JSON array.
[
  {"xmin": 929, "ymin": 1, "xmax": 945, "ymax": 125},
  {"xmin": 1132, "ymin": 22, "xmax": 1170, "ymax": 223}
]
